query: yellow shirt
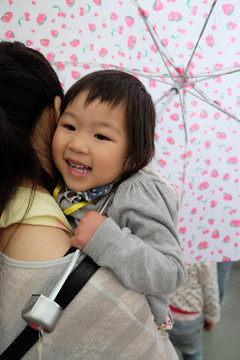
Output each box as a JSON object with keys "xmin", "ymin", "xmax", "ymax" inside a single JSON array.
[{"xmin": 0, "ymin": 187, "xmax": 72, "ymax": 234}]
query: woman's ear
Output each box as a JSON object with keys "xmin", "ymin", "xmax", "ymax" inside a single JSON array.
[{"xmin": 54, "ymin": 96, "xmax": 62, "ymax": 120}]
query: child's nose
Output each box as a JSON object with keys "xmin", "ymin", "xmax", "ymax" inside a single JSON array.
[{"xmin": 69, "ymin": 135, "xmax": 89, "ymax": 154}]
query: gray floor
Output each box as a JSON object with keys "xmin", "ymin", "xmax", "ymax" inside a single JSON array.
[{"xmin": 175, "ymin": 261, "xmax": 240, "ymax": 360}]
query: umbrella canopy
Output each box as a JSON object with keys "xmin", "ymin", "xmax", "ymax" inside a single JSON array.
[{"xmin": 1, "ymin": 0, "xmax": 240, "ymax": 263}]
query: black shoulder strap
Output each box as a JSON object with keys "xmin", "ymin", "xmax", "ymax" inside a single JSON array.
[{"xmin": 0, "ymin": 255, "xmax": 99, "ymax": 360}]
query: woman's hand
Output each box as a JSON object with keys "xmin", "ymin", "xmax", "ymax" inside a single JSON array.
[{"xmin": 71, "ymin": 211, "xmax": 107, "ymax": 249}]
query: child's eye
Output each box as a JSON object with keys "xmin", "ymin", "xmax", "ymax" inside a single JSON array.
[
  {"xmin": 95, "ymin": 134, "xmax": 109, "ymax": 141},
  {"xmin": 64, "ymin": 124, "xmax": 76, "ymax": 131}
]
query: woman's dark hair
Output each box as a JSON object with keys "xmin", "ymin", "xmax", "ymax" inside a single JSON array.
[
  {"xmin": 61, "ymin": 69, "xmax": 156, "ymax": 181},
  {"xmin": 0, "ymin": 41, "xmax": 64, "ymax": 217}
]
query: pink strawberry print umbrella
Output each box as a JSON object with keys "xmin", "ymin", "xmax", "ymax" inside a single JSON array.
[{"xmin": 1, "ymin": 0, "xmax": 240, "ymax": 263}]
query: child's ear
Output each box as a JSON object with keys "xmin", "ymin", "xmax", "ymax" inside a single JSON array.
[{"xmin": 54, "ymin": 96, "xmax": 62, "ymax": 121}]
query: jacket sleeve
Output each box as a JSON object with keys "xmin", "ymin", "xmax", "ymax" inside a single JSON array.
[{"xmin": 83, "ymin": 171, "xmax": 186, "ymax": 296}]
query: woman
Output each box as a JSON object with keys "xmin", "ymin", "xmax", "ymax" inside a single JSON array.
[{"xmin": 0, "ymin": 41, "xmax": 178, "ymax": 359}]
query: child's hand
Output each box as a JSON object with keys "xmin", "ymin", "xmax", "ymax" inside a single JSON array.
[
  {"xmin": 203, "ymin": 320, "xmax": 213, "ymax": 332},
  {"xmin": 71, "ymin": 211, "xmax": 107, "ymax": 249}
]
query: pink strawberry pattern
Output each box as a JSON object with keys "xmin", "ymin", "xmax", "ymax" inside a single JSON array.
[
  {"xmin": 1, "ymin": 0, "xmax": 239, "ymax": 263},
  {"xmin": 1, "ymin": 12, "xmax": 13, "ymax": 22}
]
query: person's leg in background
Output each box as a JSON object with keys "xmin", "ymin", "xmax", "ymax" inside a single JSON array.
[
  {"xmin": 168, "ymin": 316, "xmax": 204, "ymax": 360},
  {"xmin": 217, "ymin": 261, "xmax": 233, "ymax": 303}
]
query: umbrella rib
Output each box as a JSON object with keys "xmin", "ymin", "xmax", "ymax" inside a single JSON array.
[
  {"xmin": 61, "ymin": 61, "xmax": 176, "ymax": 86},
  {"xmin": 154, "ymin": 89, "xmax": 173, "ymax": 106},
  {"xmin": 125, "ymin": 70, "xmax": 174, "ymax": 86},
  {"xmin": 119, "ymin": 69, "xmax": 174, "ymax": 85},
  {"xmin": 178, "ymin": 90, "xmax": 188, "ymax": 144},
  {"xmin": 155, "ymin": 77, "xmax": 185, "ymax": 112},
  {"xmin": 184, "ymin": 0, "xmax": 218, "ymax": 77},
  {"xmin": 155, "ymin": 85, "xmax": 188, "ymax": 198},
  {"xmin": 101, "ymin": 63, "xmax": 175, "ymax": 86},
  {"xmin": 131, "ymin": 0, "xmax": 176, "ymax": 81},
  {"xmin": 185, "ymin": 86, "xmax": 240, "ymax": 123},
  {"xmin": 178, "ymin": 88, "xmax": 189, "ymax": 198},
  {"xmin": 155, "ymin": 88, "xmax": 177, "ymax": 114},
  {"xmin": 185, "ymin": 67, "xmax": 240, "ymax": 84}
]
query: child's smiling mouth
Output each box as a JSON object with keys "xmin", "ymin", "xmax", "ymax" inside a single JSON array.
[{"xmin": 67, "ymin": 160, "xmax": 91, "ymax": 173}]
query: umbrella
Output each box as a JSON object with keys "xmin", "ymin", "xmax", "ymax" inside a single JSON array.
[{"xmin": 1, "ymin": 0, "xmax": 240, "ymax": 263}]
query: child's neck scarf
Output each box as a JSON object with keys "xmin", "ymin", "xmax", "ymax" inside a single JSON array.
[{"xmin": 62, "ymin": 182, "xmax": 114, "ymax": 204}]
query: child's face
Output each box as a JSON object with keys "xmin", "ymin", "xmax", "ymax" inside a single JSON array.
[{"xmin": 52, "ymin": 93, "xmax": 129, "ymax": 192}]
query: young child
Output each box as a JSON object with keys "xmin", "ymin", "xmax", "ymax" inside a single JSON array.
[
  {"xmin": 52, "ymin": 70, "xmax": 186, "ymax": 329},
  {"xmin": 168, "ymin": 262, "xmax": 220, "ymax": 360}
]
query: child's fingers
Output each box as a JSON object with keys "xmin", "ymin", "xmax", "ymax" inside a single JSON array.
[
  {"xmin": 71, "ymin": 212, "xmax": 107, "ymax": 249},
  {"xmin": 70, "ymin": 235, "xmax": 81, "ymax": 248}
]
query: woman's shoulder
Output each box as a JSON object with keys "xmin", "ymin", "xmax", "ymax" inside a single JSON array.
[
  {"xmin": 0, "ymin": 187, "xmax": 72, "ymax": 261},
  {"xmin": 1, "ymin": 186, "xmax": 72, "ymax": 232}
]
